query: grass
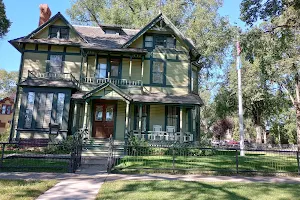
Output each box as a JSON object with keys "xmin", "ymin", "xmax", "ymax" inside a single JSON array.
[
  {"xmin": 97, "ymin": 180, "xmax": 300, "ymax": 200},
  {"xmin": 0, "ymin": 179, "xmax": 57, "ymax": 200},
  {"xmin": 0, "ymin": 158, "xmax": 69, "ymax": 173},
  {"xmin": 114, "ymin": 149, "xmax": 298, "ymax": 174}
]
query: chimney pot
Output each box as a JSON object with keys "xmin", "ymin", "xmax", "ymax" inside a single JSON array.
[{"xmin": 39, "ymin": 4, "xmax": 51, "ymax": 26}]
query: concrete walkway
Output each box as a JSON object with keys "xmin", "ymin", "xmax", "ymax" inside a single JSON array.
[{"xmin": 2, "ymin": 172, "xmax": 300, "ymax": 200}]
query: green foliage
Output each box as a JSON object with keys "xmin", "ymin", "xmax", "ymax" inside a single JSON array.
[
  {"xmin": 0, "ymin": 126, "xmax": 10, "ymax": 142},
  {"xmin": 0, "ymin": 0, "xmax": 10, "ymax": 38},
  {"xmin": 0, "ymin": 69, "xmax": 18, "ymax": 99},
  {"xmin": 45, "ymin": 136, "xmax": 77, "ymax": 154}
]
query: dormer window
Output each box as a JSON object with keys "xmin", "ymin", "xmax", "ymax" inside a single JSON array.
[
  {"xmin": 104, "ymin": 29, "xmax": 119, "ymax": 35},
  {"xmin": 49, "ymin": 26, "xmax": 69, "ymax": 39}
]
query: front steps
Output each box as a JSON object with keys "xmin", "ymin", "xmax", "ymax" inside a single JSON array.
[{"xmin": 78, "ymin": 138, "xmax": 124, "ymax": 173}]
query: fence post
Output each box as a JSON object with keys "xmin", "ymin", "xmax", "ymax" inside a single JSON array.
[
  {"xmin": 69, "ymin": 152, "xmax": 75, "ymax": 173},
  {"xmin": 297, "ymin": 151, "xmax": 300, "ymax": 175},
  {"xmin": 0, "ymin": 144, "xmax": 5, "ymax": 168},
  {"xmin": 235, "ymin": 149, "xmax": 239, "ymax": 174},
  {"xmin": 172, "ymin": 145, "xmax": 175, "ymax": 174}
]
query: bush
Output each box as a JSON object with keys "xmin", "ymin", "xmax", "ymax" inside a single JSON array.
[
  {"xmin": 44, "ymin": 136, "xmax": 77, "ymax": 154},
  {"xmin": 0, "ymin": 127, "xmax": 10, "ymax": 142}
]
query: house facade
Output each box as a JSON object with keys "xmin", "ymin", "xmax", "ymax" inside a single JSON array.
[
  {"xmin": 9, "ymin": 9, "xmax": 202, "ymax": 143},
  {"xmin": 0, "ymin": 97, "xmax": 14, "ymax": 133}
]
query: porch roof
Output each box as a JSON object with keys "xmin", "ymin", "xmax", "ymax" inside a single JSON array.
[
  {"xmin": 19, "ymin": 79, "xmax": 78, "ymax": 89},
  {"xmin": 72, "ymin": 88, "xmax": 203, "ymax": 106},
  {"xmin": 131, "ymin": 93, "xmax": 203, "ymax": 106}
]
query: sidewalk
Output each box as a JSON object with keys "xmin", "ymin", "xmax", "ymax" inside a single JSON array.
[{"xmin": 1, "ymin": 171, "xmax": 300, "ymax": 199}]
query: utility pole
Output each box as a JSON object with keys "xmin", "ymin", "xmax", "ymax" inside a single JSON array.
[{"xmin": 236, "ymin": 37, "xmax": 245, "ymax": 156}]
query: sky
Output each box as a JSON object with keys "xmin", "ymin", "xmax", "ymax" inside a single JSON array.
[{"xmin": 0, "ymin": 0, "xmax": 245, "ymax": 72}]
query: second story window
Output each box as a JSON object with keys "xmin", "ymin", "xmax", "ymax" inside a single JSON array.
[
  {"xmin": 145, "ymin": 36, "xmax": 153, "ymax": 48},
  {"xmin": 1, "ymin": 104, "xmax": 11, "ymax": 115},
  {"xmin": 152, "ymin": 60, "xmax": 165, "ymax": 84},
  {"xmin": 192, "ymin": 69, "xmax": 198, "ymax": 93},
  {"xmin": 110, "ymin": 59, "xmax": 120, "ymax": 78},
  {"xmin": 49, "ymin": 26, "xmax": 69, "ymax": 39},
  {"xmin": 49, "ymin": 55, "xmax": 63, "ymax": 73}
]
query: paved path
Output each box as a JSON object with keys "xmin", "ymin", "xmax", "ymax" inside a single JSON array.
[{"xmin": 2, "ymin": 171, "xmax": 300, "ymax": 199}]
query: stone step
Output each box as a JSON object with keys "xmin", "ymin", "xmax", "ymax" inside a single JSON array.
[
  {"xmin": 81, "ymin": 152, "xmax": 124, "ymax": 157},
  {"xmin": 82, "ymin": 158, "xmax": 108, "ymax": 165}
]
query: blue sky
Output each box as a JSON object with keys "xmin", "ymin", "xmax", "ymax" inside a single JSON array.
[{"xmin": 0, "ymin": 0, "xmax": 245, "ymax": 72}]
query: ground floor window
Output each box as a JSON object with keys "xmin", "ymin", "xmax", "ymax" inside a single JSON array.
[
  {"xmin": 134, "ymin": 105, "xmax": 149, "ymax": 132},
  {"xmin": 23, "ymin": 91, "xmax": 67, "ymax": 129},
  {"xmin": 166, "ymin": 106, "xmax": 180, "ymax": 132}
]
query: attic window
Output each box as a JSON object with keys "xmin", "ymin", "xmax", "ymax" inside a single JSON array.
[
  {"xmin": 104, "ymin": 29, "xmax": 119, "ymax": 35},
  {"xmin": 49, "ymin": 26, "xmax": 69, "ymax": 39}
]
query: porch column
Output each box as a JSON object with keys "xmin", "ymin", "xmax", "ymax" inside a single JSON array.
[
  {"xmin": 141, "ymin": 56, "xmax": 144, "ymax": 81},
  {"xmin": 83, "ymin": 101, "xmax": 88, "ymax": 128},
  {"xmin": 138, "ymin": 104, "xmax": 142, "ymax": 138},
  {"xmin": 180, "ymin": 107, "xmax": 183, "ymax": 143},
  {"xmin": 125, "ymin": 101, "xmax": 130, "ymax": 141},
  {"xmin": 129, "ymin": 56, "xmax": 132, "ymax": 80},
  {"xmin": 72, "ymin": 103, "xmax": 78, "ymax": 131}
]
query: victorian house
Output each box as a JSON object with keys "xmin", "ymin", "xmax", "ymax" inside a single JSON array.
[{"xmin": 9, "ymin": 5, "xmax": 202, "ymax": 143}]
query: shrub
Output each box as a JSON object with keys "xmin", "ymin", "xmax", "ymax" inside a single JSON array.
[{"xmin": 0, "ymin": 126, "xmax": 10, "ymax": 142}]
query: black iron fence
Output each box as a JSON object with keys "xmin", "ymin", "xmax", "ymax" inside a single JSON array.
[
  {"xmin": 0, "ymin": 137, "xmax": 82, "ymax": 173},
  {"xmin": 108, "ymin": 143, "xmax": 300, "ymax": 175}
]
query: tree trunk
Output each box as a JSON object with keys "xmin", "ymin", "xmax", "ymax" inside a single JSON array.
[
  {"xmin": 263, "ymin": 129, "xmax": 267, "ymax": 144},
  {"xmin": 296, "ymin": 107, "xmax": 300, "ymax": 150},
  {"xmin": 255, "ymin": 125, "xmax": 262, "ymax": 144}
]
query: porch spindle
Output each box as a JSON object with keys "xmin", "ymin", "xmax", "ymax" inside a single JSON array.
[
  {"xmin": 138, "ymin": 104, "xmax": 142, "ymax": 138},
  {"xmin": 141, "ymin": 56, "xmax": 144, "ymax": 81}
]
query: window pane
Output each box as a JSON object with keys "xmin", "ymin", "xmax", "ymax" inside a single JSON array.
[
  {"xmin": 95, "ymin": 105, "xmax": 103, "ymax": 121},
  {"xmin": 106, "ymin": 106, "xmax": 114, "ymax": 121},
  {"xmin": 167, "ymin": 106, "xmax": 178, "ymax": 131},
  {"xmin": 152, "ymin": 73, "xmax": 163, "ymax": 84},
  {"xmin": 1, "ymin": 105, "xmax": 6, "ymax": 114},
  {"xmin": 153, "ymin": 61, "xmax": 164, "ymax": 72},
  {"xmin": 36, "ymin": 93, "xmax": 46, "ymax": 128},
  {"xmin": 192, "ymin": 70, "xmax": 198, "ymax": 92},
  {"xmin": 49, "ymin": 55, "xmax": 63, "ymax": 73},
  {"xmin": 110, "ymin": 60, "xmax": 120, "ymax": 77},
  {"xmin": 6, "ymin": 105, "xmax": 11, "ymax": 115},
  {"xmin": 155, "ymin": 37, "xmax": 166, "ymax": 47},
  {"xmin": 43, "ymin": 93, "xmax": 54, "ymax": 128},
  {"xmin": 145, "ymin": 36, "xmax": 153, "ymax": 47},
  {"xmin": 57, "ymin": 93, "xmax": 65, "ymax": 125},
  {"xmin": 24, "ymin": 92, "xmax": 35, "ymax": 128},
  {"xmin": 96, "ymin": 63, "xmax": 107, "ymax": 78},
  {"xmin": 166, "ymin": 37, "xmax": 175, "ymax": 48}
]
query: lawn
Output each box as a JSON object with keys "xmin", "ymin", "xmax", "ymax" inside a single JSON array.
[
  {"xmin": 114, "ymin": 149, "xmax": 298, "ymax": 174},
  {"xmin": 0, "ymin": 158, "xmax": 69, "ymax": 173},
  {"xmin": 0, "ymin": 179, "xmax": 57, "ymax": 200},
  {"xmin": 97, "ymin": 180, "xmax": 300, "ymax": 200}
]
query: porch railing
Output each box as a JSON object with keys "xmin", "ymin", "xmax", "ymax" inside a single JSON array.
[
  {"xmin": 28, "ymin": 70, "xmax": 80, "ymax": 88},
  {"xmin": 84, "ymin": 77, "xmax": 143, "ymax": 87}
]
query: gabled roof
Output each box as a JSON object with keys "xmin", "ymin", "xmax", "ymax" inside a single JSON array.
[
  {"xmin": 121, "ymin": 13, "xmax": 200, "ymax": 58},
  {"xmin": 0, "ymin": 97, "xmax": 14, "ymax": 104},
  {"xmin": 24, "ymin": 12, "xmax": 88, "ymax": 43},
  {"xmin": 83, "ymin": 82, "xmax": 132, "ymax": 101}
]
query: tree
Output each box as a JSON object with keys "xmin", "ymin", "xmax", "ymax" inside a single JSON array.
[
  {"xmin": 0, "ymin": 0, "xmax": 11, "ymax": 38},
  {"xmin": 0, "ymin": 69, "xmax": 18, "ymax": 99},
  {"xmin": 67, "ymin": 0, "xmax": 234, "ymax": 69},
  {"xmin": 240, "ymin": 0, "xmax": 300, "ymax": 148}
]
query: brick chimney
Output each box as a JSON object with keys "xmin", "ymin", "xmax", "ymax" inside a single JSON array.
[{"xmin": 39, "ymin": 4, "xmax": 51, "ymax": 26}]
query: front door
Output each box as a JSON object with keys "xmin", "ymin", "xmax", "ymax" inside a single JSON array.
[{"xmin": 93, "ymin": 103, "xmax": 116, "ymax": 138}]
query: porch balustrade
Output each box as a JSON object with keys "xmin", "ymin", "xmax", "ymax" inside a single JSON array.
[
  {"xmin": 84, "ymin": 77, "xmax": 143, "ymax": 87},
  {"xmin": 131, "ymin": 130, "xmax": 194, "ymax": 143},
  {"xmin": 27, "ymin": 70, "xmax": 80, "ymax": 88}
]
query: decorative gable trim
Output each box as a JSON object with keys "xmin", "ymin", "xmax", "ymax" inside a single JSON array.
[
  {"xmin": 83, "ymin": 82, "xmax": 132, "ymax": 101},
  {"xmin": 25, "ymin": 12, "xmax": 88, "ymax": 43},
  {"xmin": 122, "ymin": 13, "xmax": 200, "ymax": 59}
]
